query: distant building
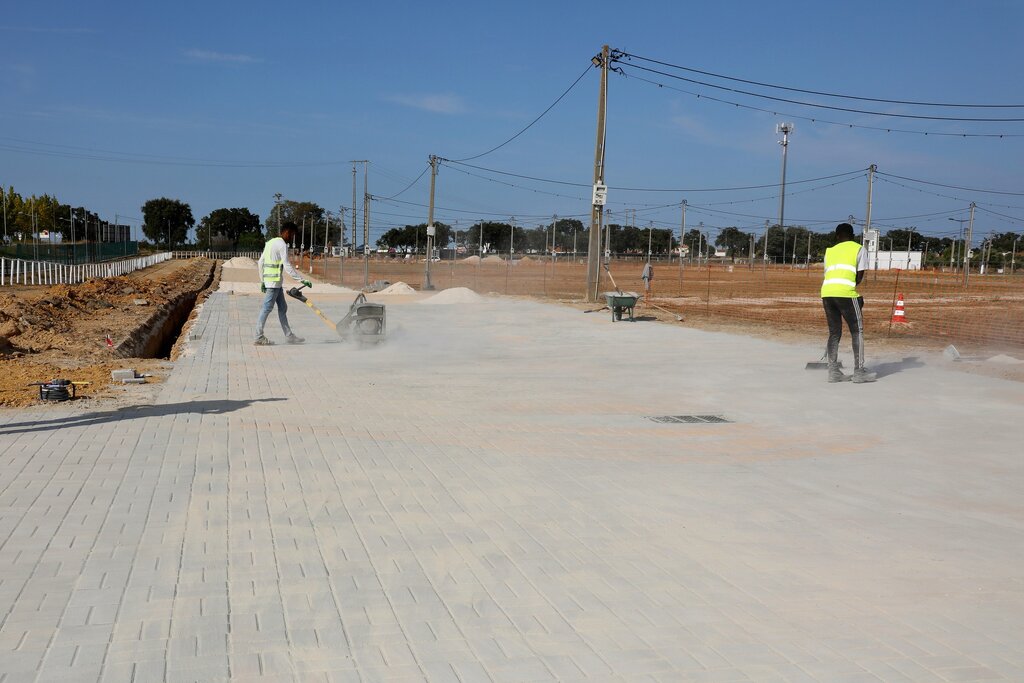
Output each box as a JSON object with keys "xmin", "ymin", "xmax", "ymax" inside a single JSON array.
[{"xmin": 862, "ymin": 227, "xmax": 922, "ymax": 270}]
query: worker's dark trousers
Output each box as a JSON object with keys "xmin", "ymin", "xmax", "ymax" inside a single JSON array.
[{"xmin": 822, "ymin": 296, "xmax": 865, "ymax": 370}]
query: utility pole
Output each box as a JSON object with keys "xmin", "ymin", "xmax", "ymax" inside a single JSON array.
[
  {"xmin": 776, "ymin": 122, "xmax": 794, "ymax": 261},
  {"xmin": 348, "ymin": 160, "xmax": 369, "ymax": 287},
  {"xmin": 551, "ymin": 214, "xmax": 557, "ymax": 266},
  {"xmin": 964, "ymin": 202, "xmax": 975, "ymax": 287},
  {"xmin": 1012, "ymin": 235, "xmax": 1019, "ymax": 276},
  {"xmin": 763, "ymin": 219, "xmax": 770, "ymax": 269},
  {"xmin": 337, "ymin": 206, "xmax": 346, "ymax": 283},
  {"xmin": 586, "ymin": 45, "xmax": 610, "ymax": 302},
  {"xmin": 350, "ymin": 164, "xmax": 358, "ymax": 256},
  {"xmin": 865, "ymin": 164, "xmax": 876, "ymax": 236},
  {"xmin": 679, "ymin": 200, "xmax": 686, "ymax": 276},
  {"xmin": 906, "ymin": 227, "xmax": 916, "ymax": 270},
  {"xmin": 274, "ymin": 193, "xmax": 282, "ymax": 235},
  {"xmin": 424, "ymin": 155, "xmax": 438, "ymax": 290}
]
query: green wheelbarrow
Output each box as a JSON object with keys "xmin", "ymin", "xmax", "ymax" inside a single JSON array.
[{"xmin": 604, "ymin": 291, "xmax": 640, "ymax": 322}]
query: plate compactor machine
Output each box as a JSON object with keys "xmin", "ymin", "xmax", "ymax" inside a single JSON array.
[{"xmin": 287, "ymin": 285, "xmax": 386, "ymax": 345}]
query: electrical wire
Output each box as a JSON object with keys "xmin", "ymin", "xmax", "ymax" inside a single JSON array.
[
  {"xmin": 0, "ymin": 137, "xmax": 349, "ymax": 167},
  {"xmin": 447, "ymin": 64, "xmax": 593, "ymax": 162},
  {"xmin": 616, "ymin": 62, "xmax": 1024, "ymax": 123},
  {"xmin": 875, "ymin": 171, "xmax": 1024, "ymax": 196},
  {"xmin": 614, "ymin": 70, "xmax": 1024, "ymax": 139},
  {"xmin": 616, "ymin": 51, "xmax": 1024, "ymax": 109},
  {"xmin": 442, "ymin": 159, "xmax": 867, "ymax": 193},
  {"xmin": 375, "ymin": 163, "xmax": 430, "ymax": 201}
]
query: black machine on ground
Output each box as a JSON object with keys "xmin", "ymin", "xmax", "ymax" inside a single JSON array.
[{"xmin": 286, "ymin": 285, "xmax": 386, "ymax": 345}]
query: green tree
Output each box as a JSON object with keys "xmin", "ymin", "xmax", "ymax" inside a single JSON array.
[
  {"xmin": 271, "ymin": 200, "xmax": 324, "ymax": 239},
  {"xmin": 142, "ymin": 198, "xmax": 194, "ymax": 248},
  {"xmin": 198, "ymin": 208, "xmax": 262, "ymax": 249},
  {"xmin": 376, "ymin": 223, "xmax": 451, "ymax": 254},
  {"xmin": 715, "ymin": 227, "xmax": 753, "ymax": 260}
]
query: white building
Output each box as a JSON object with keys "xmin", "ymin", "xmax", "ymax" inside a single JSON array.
[{"xmin": 862, "ymin": 228, "xmax": 922, "ymax": 270}]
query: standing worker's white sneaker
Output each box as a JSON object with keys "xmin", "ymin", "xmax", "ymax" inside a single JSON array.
[
  {"xmin": 286, "ymin": 334, "xmax": 305, "ymax": 344},
  {"xmin": 852, "ymin": 368, "xmax": 877, "ymax": 383},
  {"xmin": 254, "ymin": 335, "xmax": 274, "ymax": 346}
]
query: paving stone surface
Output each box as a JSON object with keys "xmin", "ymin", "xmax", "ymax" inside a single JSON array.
[{"xmin": 1, "ymin": 289, "xmax": 1023, "ymax": 682}]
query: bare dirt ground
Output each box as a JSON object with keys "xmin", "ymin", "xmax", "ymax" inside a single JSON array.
[{"xmin": 0, "ymin": 258, "xmax": 218, "ymax": 407}]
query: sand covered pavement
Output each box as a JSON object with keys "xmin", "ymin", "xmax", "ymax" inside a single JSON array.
[{"xmin": 1, "ymin": 288, "xmax": 1023, "ymax": 681}]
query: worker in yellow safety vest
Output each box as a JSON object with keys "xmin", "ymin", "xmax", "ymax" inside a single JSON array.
[
  {"xmin": 255, "ymin": 222, "xmax": 311, "ymax": 346},
  {"xmin": 821, "ymin": 222, "xmax": 876, "ymax": 383}
]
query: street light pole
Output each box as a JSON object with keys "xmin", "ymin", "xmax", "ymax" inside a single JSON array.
[{"xmin": 776, "ymin": 122, "xmax": 794, "ymax": 263}]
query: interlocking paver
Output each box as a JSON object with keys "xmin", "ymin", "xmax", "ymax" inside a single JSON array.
[{"xmin": 1, "ymin": 290, "xmax": 1023, "ymax": 681}]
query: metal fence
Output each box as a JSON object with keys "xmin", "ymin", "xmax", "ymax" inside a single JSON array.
[
  {"xmin": 0, "ymin": 252, "xmax": 171, "ymax": 286},
  {"xmin": 0, "ymin": 241, "xmax": 139, "ymax": 264}
]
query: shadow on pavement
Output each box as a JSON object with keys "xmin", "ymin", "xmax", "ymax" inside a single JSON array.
[
  {"xmin": 874, "ymin": 357, "xmax": 926, "ymax": 379},
  {"xmin": 0, "ymin": 398, "xmax": 287, "ymax": 435}
]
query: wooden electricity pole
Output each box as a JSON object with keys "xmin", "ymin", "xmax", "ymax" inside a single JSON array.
[
  {"xmin": 586, "ymin": 45, "xmax": 610, "ymax": 302},
  {"xmin": 424, "ymin": 155, "xmax": 438, "ymax": 290}
]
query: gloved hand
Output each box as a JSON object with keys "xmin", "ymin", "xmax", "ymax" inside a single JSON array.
[
  {"xmin": 260, "ymin": 283, "xmax": 266, "ymax": 293},
  {"xmin": 302, "ymin": 280, "xmax": 312, "ymax": 288}
]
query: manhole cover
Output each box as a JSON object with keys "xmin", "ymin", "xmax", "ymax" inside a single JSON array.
[{"xmin": 646, "ymin": 415, "xmax": 732, "ymax": 424}]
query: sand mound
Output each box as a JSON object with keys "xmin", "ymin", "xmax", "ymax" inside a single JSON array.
[
  {"xmin": 376, "ymin": 282, "xmax": 417, "ymax": 295},
  {"xmin": 482, "ymin": 255, "xmax": 505, "ymax": 264},
  {"xmin": 419, "ymin": 288, "xmax": 485, "ymax": 305},
  {"xmin": 223, "ymin": 256, "xmax": 256, "ymax": 268},
  {"xmin": 462, "ymin": 255, "xmax": 481, "ymax": 264},
  {"xmin": 986, "ymin": 354, "xmax": 1024, "ymax": 365}
]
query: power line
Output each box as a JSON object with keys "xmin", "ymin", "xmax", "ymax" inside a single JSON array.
[
  {"xmin": 0, "ymin": 137, "xmax": 350, "ymax": 167},
  {"xmin": 616, "ymin": 62, "xmax": 1024, "ymax": 122},
  {"xmin": 375, "ymin": 163, "xmax": 430, "ymax": 201},
  {"xmin": 442, "ymin": 159, "xmax": 867, "ymax": 193},
  {"xmin": 447, "ymin": 63, "xmax": 594, "ymax": 162},
  {"xmin": 875, "ymin": 171, "xmax": 1024, "ymax": 196},
  {"xmin": 615, "ymin": 70, "xmax": 1024, "ymax": 139},
  {"xmin": 616, "ymin": 51, "xmax": 1024, "ymax": 109}
]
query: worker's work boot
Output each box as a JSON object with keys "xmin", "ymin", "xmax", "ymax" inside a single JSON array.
[
  {"xmin": 286, "ymin": 334, "xmax": 305, "ymax": 344},
  {"xmin": 827, "ymin": 363, "xmax": 851, "ymax": 383},
  {"xmin": 254, "ymin": 335, "xmax": 274, "ymax": 346},
  {"xmin": 852, "ymin": 367, "xmax": 877, "ymax": 383}
]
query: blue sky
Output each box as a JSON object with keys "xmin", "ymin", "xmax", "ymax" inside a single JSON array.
[{"xmin": 2, "ymin": 0, "xmax": 1022, "ymax": 244}]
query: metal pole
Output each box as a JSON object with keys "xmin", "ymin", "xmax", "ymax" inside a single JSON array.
[
  {"xmin": 551, "ymin": 214, "xmax": 557, "ymax": 267},
  {"xmin": 679, "ymin": 200, "xmax": 686, "ymax": 280},
  {"xmin": 864, "ymin": 164, "xmax": 876, "ymax": 237},
  {"xmin": 424, "ymin": 155, "xmax": 437, "ymax": 290},
  {"xmin": 906, "ymin": 227, "xmax": 914, "ymax": 270},
  {"xmin": 585, "ymin": 45, "xmax": 609, "ymax": 302},
  {"xmin": 361, "ymin": 161, "xmax": 370, "ymax": 288},
  {"xmin": 1012, "ymin": 236, "xmax": 1018, "ymax": 275},
  {"xmin": 351, "ymin": 164, "xmax": 358, "ymax": 257},
  {"xmin": 963, "ymin": 202, "xmax": 975, "ymax": 287},
  {"xmin": 776, "ymin": 123, "xmax": 793, "ymax": 260}
]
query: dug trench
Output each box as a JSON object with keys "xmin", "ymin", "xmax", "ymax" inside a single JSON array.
[{"xmin": 0, "ymin": 258, "xmax": 220, "ymax": 407}]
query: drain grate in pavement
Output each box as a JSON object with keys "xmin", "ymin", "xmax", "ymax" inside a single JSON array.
[{"xmin": 647, "ymin": 415, "xmax": 733, "ymax": 424}]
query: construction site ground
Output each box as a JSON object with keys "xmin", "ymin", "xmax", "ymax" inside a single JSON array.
[
  {"xmin": 0, "ymin": 258, "xmax": 218, "ymax": 407},
  {"xmin": 1, "ymin": 257, "xmax": 1023, "ymax": 681}
]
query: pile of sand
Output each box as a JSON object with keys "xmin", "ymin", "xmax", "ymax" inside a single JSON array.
[
  {"xmin": 462, "ymin": 255, "xmax": 481, "ymax": 265},
  {"xmin": 482, "ymin": 255, "xmax": 505, "ymax": 264},
  {"xmin": 376, "ymin": 282, "xmax": 417, "ymax": 295},
  {"xmin": 223, "ymin": 256, "xmax": 256, "ymax": 268},
  {"xmin": 419, "ymin": 288, "xmax": 485, "ymax": 305}
]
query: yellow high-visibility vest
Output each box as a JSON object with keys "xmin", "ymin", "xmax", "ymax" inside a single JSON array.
[
  {"xmin": 261, "ymin": 237, "xmax": 285, "ymax": 287},
  {"xmin": 821, "ymin": 241, "xmax": 862, "ymax": 298}
]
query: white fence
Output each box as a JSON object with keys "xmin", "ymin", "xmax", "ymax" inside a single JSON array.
[
  {"xmin": 0, "ymin": 252, "xmax": 172, "ymax": 286},
  {"xmin": 172, "ymin": 251, "xmax": 262, "ymax": 260}
]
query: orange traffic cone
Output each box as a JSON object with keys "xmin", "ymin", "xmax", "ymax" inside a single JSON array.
[{"xmin": 891, "ymin": 293, "xmax": 907, "ymax": 324}]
